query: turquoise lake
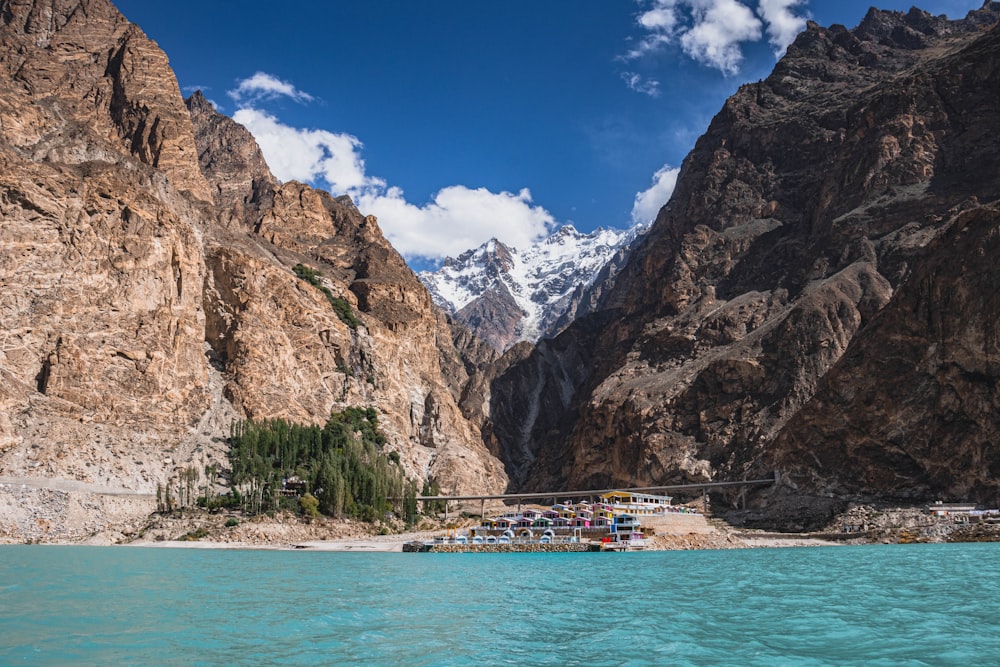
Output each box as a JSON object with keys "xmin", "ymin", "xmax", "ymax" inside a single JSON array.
[{"xmin": 1, "ymin": 543, "xmax": 998, "ymax": 665}]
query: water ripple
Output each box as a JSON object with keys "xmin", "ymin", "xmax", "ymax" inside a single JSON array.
[{"xmin": 1, "ymin": 544, "xmax": 999, "ymax": 665}]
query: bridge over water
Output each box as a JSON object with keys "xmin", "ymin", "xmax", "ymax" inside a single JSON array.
[{"xmin": 412, "ymin": 471, "xmax": 779, "ymax": 520}]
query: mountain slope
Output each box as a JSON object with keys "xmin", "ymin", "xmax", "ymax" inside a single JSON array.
[
  {"xmin": 486, "ymin": 3, "xmax": 1000, "ymax": 526},
  {"xmin": 0, "ymin": 0, "xmax": 505, "ymax": 542},
  {"xmin": 420, "ymin": 225, "xmax": 641, "ymax": 350},
  {"xmin": 765, "ymin": 202, "xmax": 1000, "ymax": 512}
]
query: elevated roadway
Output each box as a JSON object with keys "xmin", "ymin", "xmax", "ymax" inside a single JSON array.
[{"xmin": 411, "ymin": 472, "xmax": 779, "ymax": 519}]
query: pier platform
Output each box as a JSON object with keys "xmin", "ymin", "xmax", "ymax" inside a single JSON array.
[{"xmin": 404, "ymin": 541, "xmax": 600, "ymax": 553}]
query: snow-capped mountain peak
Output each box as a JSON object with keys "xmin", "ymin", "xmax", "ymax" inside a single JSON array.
[{"xmin": 420, "ymin": 224, "xmax": 644, "ymax": 350}]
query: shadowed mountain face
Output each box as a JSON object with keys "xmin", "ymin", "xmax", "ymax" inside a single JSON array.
[
  {"xmin": 487, "ymin": 3, "xmax": 1000, "ymax": 527},
  {"xmin": 0, "ymin": 0, "xmax": 505, "ymax": 541}
]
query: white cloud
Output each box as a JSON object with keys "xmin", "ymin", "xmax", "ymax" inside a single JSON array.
[
  {"xmin": 631, "ymin": 163, "xmax": 680, "ymax": 224},
  {"xmin": 639, "ymin": 2, "xmax": 681, "ymax": 31},
  {"xmin": 357, "ymin": 186, "xmax": 555, "ymax": 260},
  {"xmin": 226, "ymin": 72, "xmax": 556, "ymax": 261},
  {"xmin": 622, "ymin": 72, "xmax": 662, "ymax": 97},
  {"xmin": 623, "ymin": 1, "xmax": 677, "ymax": 59},
  {"xmin": 232, "ymin": 108, "xmax": 383, "ymax": 195},
  {"xmin": 229, "ymin": 72, "xmax": 314, "ymax": 104},
  {"xmin": 758, "ymin": 0, "xmax": 809, "ymax": 55},
  {"xmin": 625, "ymin": 0, "xmax": 806, "ymax": 75},
  {"xmin": 680, "ymin": 0, "xmax": 763, "ymax": 74}
]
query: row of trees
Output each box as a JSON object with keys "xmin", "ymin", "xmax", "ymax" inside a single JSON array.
[
  {"xmin": 157, "ymin": 465, "xmax": 219, "ymax": 513},
  {"xmin": 228, "ymin": 408, "xmax": 422, "ymax": 525}
]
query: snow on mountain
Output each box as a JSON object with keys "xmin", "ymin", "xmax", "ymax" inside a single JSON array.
[{"xmin": 420, "ymin": 224, "xmax": 645, "ymax": 350}]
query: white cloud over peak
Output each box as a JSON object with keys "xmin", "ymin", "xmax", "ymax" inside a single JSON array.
[
  {"xmin": 228, "ymin": 72, "xmax": 555, "ymax": 262},
  {"xmin": 357, "ymin": 186, "xmax": 555, "ymax": 260},
  {"xmin": 680, "ymin": 0, "xmax": 763, "ymax": 74},
  {"xmin": 625, "ymin": 0, "xmax": 808, "ymax": 75},
  {"xmin": 229, "ymin": 72, "xmax": 314, "ymax": 104},
  {"xmin": 631, "ymin": 163, "xmax": 680, "ymax": 224},
  {"xmin": 758, "ymin": 0, "xmax": 809, "ymax": 55},
  {"xmin": 233, "ymin": 108, "xmax": 382, "ymax": 194}
]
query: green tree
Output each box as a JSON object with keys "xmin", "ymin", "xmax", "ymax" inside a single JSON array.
[
  {"xmin": 299, "ymin": 492, "xmax": 320, "ymax": 519},
  {"xmin": 227, "ymin": 407, "xmax": 408, "ymax": 523},
  {"xmin": 421, "ymin": 479, "xmax": 444, "ymax": 515},
  {"xmin": 403, "ymin": 481, "xmax": 418, "ymax": 528}
]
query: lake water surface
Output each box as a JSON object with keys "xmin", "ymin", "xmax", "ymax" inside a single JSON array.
[{"xmin": 1, "ymin": 543, "xmax": 998, "ymax": 665}]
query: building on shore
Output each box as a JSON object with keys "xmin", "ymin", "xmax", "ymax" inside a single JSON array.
[
  {"xmin": 424, "ymin": 491, "xmax": 698, "ymax": 552},
  {"xmin": 927, "ymin": 501, "xmax": 1000, "ymax": 523}
]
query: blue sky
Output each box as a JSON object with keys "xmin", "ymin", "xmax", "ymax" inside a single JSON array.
[{"xmin": 114, "ymin": 0, "xmax": 981, "ymax": 269}]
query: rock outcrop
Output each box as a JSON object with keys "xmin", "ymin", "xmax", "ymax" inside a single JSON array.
[
  {"xmin": 0, "ymin": 0, "xmax": 505, "ymax": 542},
  {"xmin": 487, "ymin": 3, "xmax": 1000, "ymax": 525},
  {"xmin": 766, "ymin": 203, "xmax": 1000, "ymax": 509},
  {"xmin": 0, "ymin": 0, "xmax": 218, "ymax": 509}
]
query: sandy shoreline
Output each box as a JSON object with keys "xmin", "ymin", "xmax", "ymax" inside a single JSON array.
[
  {"xmin": 738, "ymin": 536, "xmax": 845, "ymax": 548},
  {"xmin": 3, "ymin": 506, "xmax": 872, "ymax": 551},
  {"xmin": 130, "ymin": 539, "xmax": 410, "ymax": 552},
  {"xmin": 125, "ymin": 529, "xmax": 444, "ymax": 552}
]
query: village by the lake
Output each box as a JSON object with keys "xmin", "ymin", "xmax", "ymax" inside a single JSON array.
[{"xmin": 405, "ymin": 491, "xmax": 696, "ymax": 552}]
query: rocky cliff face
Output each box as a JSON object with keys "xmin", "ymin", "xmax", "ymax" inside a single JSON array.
[
  {"xmin": 487, "ymin": 3, "xmax": 1000, "ymax": 524},
  {"xmin": 191, "ymin": 103, "xmax": 507, "ymax": 496},
  {"xmin": 764, "ymin": 202, "xmax": 1000, "ymax": 516},
  {"xmin": 0, "ymin": 0, "xmax": 217, "ymax": 510},
  {"xmin": 420, "ymin": 225, "xmax": 641, "ymax": 351},
  {"xmin": 186, "ymin": 90, "xmax": 278, "ymax": 226},
  {"xmin": 0, "ymin": 0, "xmax": 505, "ymax": 542}
]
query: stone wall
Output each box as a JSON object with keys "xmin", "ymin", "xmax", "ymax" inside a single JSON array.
[{"xmin": 642, "ymin": 513, "xmax": 713, "ymax": 535}]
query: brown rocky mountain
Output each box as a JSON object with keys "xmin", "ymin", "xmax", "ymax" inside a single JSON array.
[
  {"xmin": 762, "ymin": 202, "xmax": 1000, "ymax": 524},
  {"xmin": 487, "ymin": 3, "xmax": 1000, "ymax": 527},
  {"xmin": 190, "ymin": 96, "xmax": 506, "ymax": 496},
  {"xmin": 0, "ymin": 0, "xmax": 504, "ymax": 541}
]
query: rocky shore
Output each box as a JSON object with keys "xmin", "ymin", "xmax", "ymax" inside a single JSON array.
[{"xmin": 6, "ymin": 498, "xmax": 995, "ymax": 553}]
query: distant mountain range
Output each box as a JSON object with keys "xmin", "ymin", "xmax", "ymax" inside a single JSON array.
[{"xmin": 419, "ymin": 225, "xmax": 645, "ymax": 350}]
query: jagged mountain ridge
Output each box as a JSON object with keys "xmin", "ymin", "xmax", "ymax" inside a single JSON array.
[
  {"xmin": 485, "ymin": 2, "xmax": 1000, "ymax": 527},
  {"xmin": 419, "ymin": 225, "xmax": 643, "ymax": 351}
]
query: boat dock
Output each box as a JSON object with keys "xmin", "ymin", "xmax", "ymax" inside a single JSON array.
[
  {"xmin": 403, "ymin": 541, "xmax": 600, "ymax": 553},
  {"xmin": 406, "ymin": 488, "xmax": 728, "ymax": 553}
]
